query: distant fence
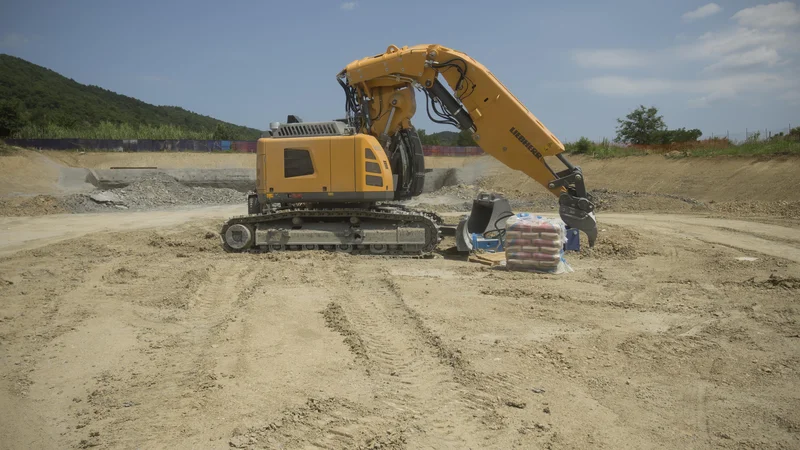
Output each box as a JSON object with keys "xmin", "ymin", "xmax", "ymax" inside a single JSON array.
[
  {"xmin": 3, "ymin": 138, "xmax": 484, "ymax": 156},
  {"xmin": 424, "ymin": 145, "xmax": 483, "ymax": 156}
]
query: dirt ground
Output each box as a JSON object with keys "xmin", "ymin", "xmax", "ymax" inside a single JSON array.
[{"xmin": 1, "ymin": 149, "xmax": 799, "ymax": 449}]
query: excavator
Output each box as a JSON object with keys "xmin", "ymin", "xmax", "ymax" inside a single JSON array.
[{"xmin": 221, "ymin": 44, "xmax": 597, "ymax": 255}]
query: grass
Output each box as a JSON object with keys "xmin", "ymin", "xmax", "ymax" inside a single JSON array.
[
  {"xmin": 686, "ymin": 140, "xmax": 800, "ymax": 157},
  {"xmin": 14, "ymin": 122, "xmax": 216, "ymax": 140},
  {"xmin": 564, "ymin": 137, "xmax": 800, "ymax": 159}
]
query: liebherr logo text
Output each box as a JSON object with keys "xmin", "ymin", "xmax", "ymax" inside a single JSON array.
[{"xmin": 510, "ymin": 127, "xmax": 542, "ymax": 159}]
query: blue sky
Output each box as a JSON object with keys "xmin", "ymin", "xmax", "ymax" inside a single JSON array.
[{"xmin": 1, "ymin": 0, "xmax": 798, "ymax": 141}]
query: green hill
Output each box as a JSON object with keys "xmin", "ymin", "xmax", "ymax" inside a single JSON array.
[
  {"xmin": 418, "ymin": 129, "xmax": 473, "ymax": 146},
  {"xmin": 0, "ymin": 54, "xmax": 261, "ymax": 139}
]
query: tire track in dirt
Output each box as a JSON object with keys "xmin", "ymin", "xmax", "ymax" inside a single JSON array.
[
  {"xmin": 0, "ymin": 255, "xmax": 111, "ymax": 449},
  {"xmin": 83, "ymin": 261, "xmax": 259, "ymax": 448},
  {"xmin": 228, "ymin": 262, "xmax": 271, "ymax": 378},
  {"xmin": 319, "ymin": 260, "xmax": 504, "ymax": 448},
  {"xmin": 381, "ymin": 270, "xmax": 545, "ymax": 427},
  {"xmin": 600, "ymin": 214, "xmax": 800, "ymax": 263},
  {"xmin": 219, "ymin": 257, "xmax": 409, "ymax": 450}
]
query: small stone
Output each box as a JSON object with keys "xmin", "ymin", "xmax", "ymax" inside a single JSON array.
[
  {"xmin": 229, "ymin": 436, "xmax": 247, "ymax": 448},
  {"xmin": 505, "ymin": 400, "xmax": 526, "ymax": 409},
  {"xmin": 534, "ymin": 423, "xmax": 550, "ymax": 431},
  {"xmin": 543, "ymin": 406, "xmax": 551, "ymax": 414}
]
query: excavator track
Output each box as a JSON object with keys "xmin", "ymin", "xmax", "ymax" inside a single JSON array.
[{"xmin": 220, "ymin": 205, "xmax": 442, "ymax": 256}]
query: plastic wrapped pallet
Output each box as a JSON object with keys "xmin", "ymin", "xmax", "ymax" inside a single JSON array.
[{"xmin": 504, "ymin": 213, "xmax": 573, "ymax": 274}]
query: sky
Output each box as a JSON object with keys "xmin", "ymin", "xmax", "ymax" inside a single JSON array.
[{"xmin": 1, "ymin": 0, "xmax": 798, "ymax": 142}]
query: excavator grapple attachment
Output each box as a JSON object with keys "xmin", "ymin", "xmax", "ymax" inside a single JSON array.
[{"xmin": 559, "ymin": 198, "xmax": 598, "ymax": 247}]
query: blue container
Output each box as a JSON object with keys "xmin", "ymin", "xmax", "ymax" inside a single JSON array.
[
  {"xmin": 564, "ymin": 228, "xmax": 580, "ymax": 252},
  {"xmin": 471, "ymin": 233, "xmax": 504, "ymax": 252}
]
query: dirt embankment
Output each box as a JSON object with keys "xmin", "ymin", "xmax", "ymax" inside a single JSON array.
[
  {"xmin": 42, "ymin": 150, "xmax": 256, "ymax": 170},
  {"xmin": 414, "ymin": 155, "xmax": 800, "ymax": 219},
  {"xmin": 0, "ymin": 148, "xmax": 248, "ymax": 216},
  {"xmin": 2, "ymin": 147, "xmax": 800, "ymax": 220}
]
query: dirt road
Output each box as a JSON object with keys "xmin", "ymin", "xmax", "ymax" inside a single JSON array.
[
  {"xmin": 0, "ymin": 205, "xmax": 241, "ymax": 257},
  {"xmin": 1, "ymin": 207, "xmax": 798, "ymax": 449}
]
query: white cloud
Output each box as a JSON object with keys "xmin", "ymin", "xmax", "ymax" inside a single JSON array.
[
  {"xmin": 0, "ymin": 32, "xmax": 29, "ymax": 48},
  {"xmin": 573, "ymin": 2, "xmax": 800, "ymax": 106},
  {"xmin": 571, "ymin": 49, "xmax": 653, "ymax": 68},
  {"xmin": 732, "ymin": 1, "xmax": 800, "ymax": 28},
  {"xmin": 682, "ymin": 3, "xmax": 722, "ymax": 22},
  {"xmin": 584, "ymin": 73, "xmax": 791, "ymax": 106},
  {"xmin": 680, "ymin": 27, "xmax": 792, "ymax": 59},
  {"xmin": 703, "ymin": 46, "xmax": 781, "ymax": 71},
  {"xmin": 584, "ymin": 77, "xmax": 673, "ymax": 96},
  {"xmin": 340, "ymin": 2, "xmax": 357, "ymax": 10}
]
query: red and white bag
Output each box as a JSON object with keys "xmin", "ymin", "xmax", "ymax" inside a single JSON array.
[{"xmin": 504, "ymin": 214, "xmax": 572, "ymax": 274}]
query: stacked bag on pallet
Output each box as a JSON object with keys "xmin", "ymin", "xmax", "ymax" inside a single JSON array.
[{"xmin": 504, "ymin": 213, "xmax": 573, "ymax": 274}]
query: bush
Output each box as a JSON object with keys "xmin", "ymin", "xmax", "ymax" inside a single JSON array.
[
  {"xmin": 573, "ymin": 137, "xmax": 592, "ymax": 154},
  {"xmin": 456, "ymin": 129, "xmax": 476, "ymax": 146},
  {"xmin": 564, "ymin": 137, "xmax": 642, "ymax": 158}
]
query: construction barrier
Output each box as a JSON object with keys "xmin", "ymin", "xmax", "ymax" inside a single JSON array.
[
  {"xmin": 3, "ymin": 139, "xmax": 483, "ymax": 156},
  {"xmin": 423, "ymin": 145, "xmax": 483, "ymax": 156}
]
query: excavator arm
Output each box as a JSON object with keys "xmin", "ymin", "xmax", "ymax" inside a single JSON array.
[{"xmin": 338, "ymin": 44, "xmax": 597, "ymax": 245}]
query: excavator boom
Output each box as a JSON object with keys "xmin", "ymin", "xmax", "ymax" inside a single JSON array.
[{"xmin": 339, "ymin": 44, "xmax": 597, "ymax": 245}]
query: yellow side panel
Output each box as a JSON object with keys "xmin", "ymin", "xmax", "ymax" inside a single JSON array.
[
  {"xmin": 256, "ymin": 138, "xmax": 269, "ymax": 195},
  {"xmin": 264, "ymin": 137, "xmax": 331, "ymax": 193},
  {"xmin": 329, "ymin": 136, "xmax": 356, "ymax": 193},
  {"xmin": 256, "ymin": 151, "xmax": 266, "ymax": 194},
  {"xmin": 354, "ymin": 135, "xmax": 394, "ymax": 193}
]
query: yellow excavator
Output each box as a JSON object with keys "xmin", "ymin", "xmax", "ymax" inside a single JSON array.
[{"xmin": 221, "ymin": 44, "xmax": 597, "ymax": 255}]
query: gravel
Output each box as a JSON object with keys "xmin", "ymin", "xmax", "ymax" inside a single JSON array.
[{"xmin": 63, "ymin": 173, "xmax": 245, "ymax": 213}]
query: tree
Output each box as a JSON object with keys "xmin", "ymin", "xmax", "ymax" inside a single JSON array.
[
  {"xmin": 615, "ymin": 105, "xmax": 666, "ymax": 145},
  {"xmin": 0, "ymin": 100, "xmax": 28, "ymax": 138},
  {"xmin": 667, "ymin": 128, "xmax": 702, "ymax": 143},
  {"xmin": 417, "ymin": 128, "xmax": 440, "ymax": 145},
  {"xmin": 456, "ymin": 129, "xmax": 476, "ymax": 146},
  {"xmin": 653, "ymin": 127, "xmax": 703, "ymax": 145},
  {"xmin": 212, "ymin": 123, "xmax": 234, "ymax": 140}
]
